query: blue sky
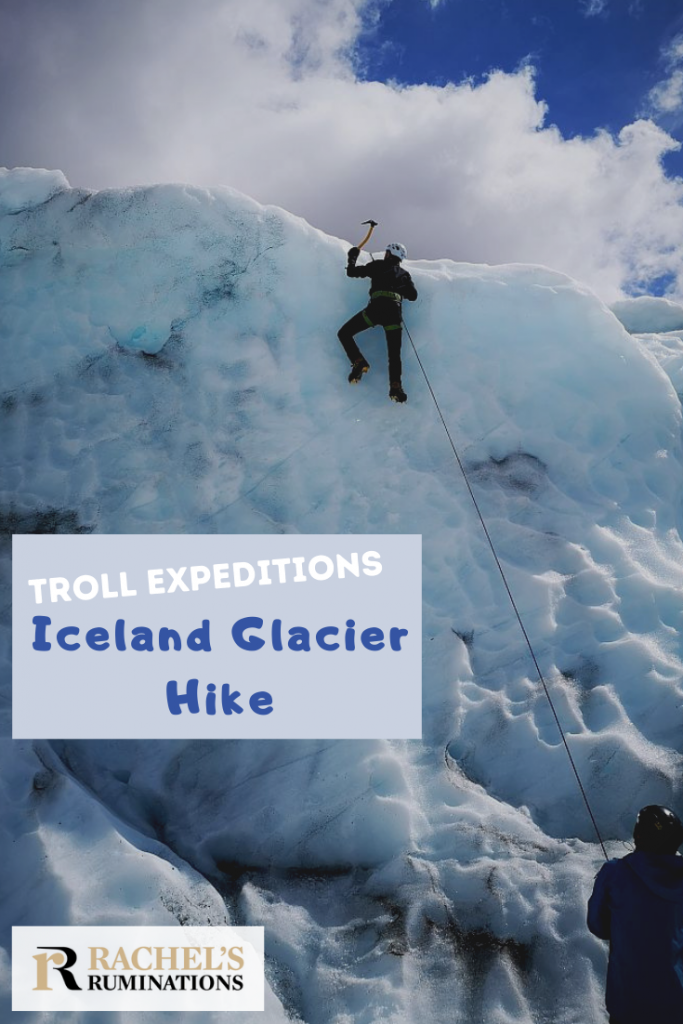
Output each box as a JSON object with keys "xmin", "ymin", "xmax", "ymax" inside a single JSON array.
[
  {"xmin": 2, "ymin": 0, "xmax": 683, "ymax": 298},
  {"xmin": 356, "ymin": 0, "xmax": 683, "ymax": 176}
]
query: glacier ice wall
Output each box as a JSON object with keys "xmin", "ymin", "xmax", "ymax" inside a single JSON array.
[{"xmin": 2, "ymin": 168, "xmax": 683, "ymax": 1023}]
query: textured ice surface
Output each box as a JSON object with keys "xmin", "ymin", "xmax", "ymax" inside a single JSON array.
[
  {"xmin": 0, "ymin": 167, "xmax": 69, "ymax": 214},
  {"xmin": 2, "ymin": 170, "xmax": 683, "ymax": 1023},
  {"xmin": 611, "ymin": 295, "xmax": 683, "ymax": 334}
]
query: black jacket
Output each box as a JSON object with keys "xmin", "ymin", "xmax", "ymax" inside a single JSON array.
[
  {"xmin": 347, "ymin": 253, "xmax": 418, "ymax": 303},
  {"xmin": 588, "ymin": 851, "xmax": 683, "ymax": 1024}
]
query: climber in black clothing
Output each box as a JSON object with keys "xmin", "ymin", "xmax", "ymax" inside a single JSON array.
[{"xmin": 338, "ymin": 242, "xmax": 418, "ymax": 403}]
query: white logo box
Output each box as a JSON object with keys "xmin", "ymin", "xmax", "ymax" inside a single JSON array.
[{"xmin": 13, "ymin": 925, "xmax": 264, "ymax": 1012}]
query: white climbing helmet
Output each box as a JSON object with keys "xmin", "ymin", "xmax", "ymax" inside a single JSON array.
[{"xmin": 385, "ymin": 242, "xmax": 407, "ymax": 261}]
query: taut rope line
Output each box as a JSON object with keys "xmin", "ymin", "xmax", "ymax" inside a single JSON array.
[{"xmin": 402, "ymin": 317, "xmax": 608, "ymax": 861}]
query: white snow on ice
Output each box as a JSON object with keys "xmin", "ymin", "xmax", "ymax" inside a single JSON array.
[
  {"xmin": 0, "ymin": 167, "xmax": 69, "ymax": 215},
  {"xmin": 611, "ymin": 295, "xmax": 683, "ymax": 335},
  {"xmin": 2, "ymin": 168, "xmax": 683, "ymax": 1023}
]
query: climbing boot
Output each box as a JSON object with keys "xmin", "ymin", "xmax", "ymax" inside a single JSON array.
[
  {"xmin": 348, "ymin": 358, "xmax": 370, "ymax": 384},
  {"xmin": 389, "ymin": 381, "xmax": 407, "ymax": 403}
]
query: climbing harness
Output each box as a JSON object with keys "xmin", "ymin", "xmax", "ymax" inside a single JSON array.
[
  {"xmin": 402, "ymin": 316, "xmax": 608, "ymax": 861},
  {"xmin": 361, "ymin": 308, "xmax": 401, "ymax": 330}
]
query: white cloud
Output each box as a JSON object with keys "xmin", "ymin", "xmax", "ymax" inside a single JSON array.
[
  {"xmin": 665, "ymin": 32, "xmax": 683, "ymax": 65},
  {"xmin": 649, "ymin": 69, "xmax": 683, "ymax": 115},
  {"xmin": 646, "ymin": 33, "xmax": 683, "ymax": 120},
  {"xmin": 581, "ymin": 0, "xmax": 608, "ymax": 18},
  {"xmin": 3, "ymin": 0, "xmax": 683, "ymax": 301}
]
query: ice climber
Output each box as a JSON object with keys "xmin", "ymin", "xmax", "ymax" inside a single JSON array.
[
  {"xmin": 338, "ymin": 242, "xmax": 417, "ymax": 403},
  {"xmin": 587, "ymin": 804, "xmax": 683, "ymax": 1024}
]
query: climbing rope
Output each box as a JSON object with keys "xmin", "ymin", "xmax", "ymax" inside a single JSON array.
[{"xmin": 402, "ymin": 318, "xmax": 608, "ymax": 861}]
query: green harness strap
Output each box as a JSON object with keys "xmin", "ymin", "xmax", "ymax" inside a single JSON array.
[
  {"xmin": 364, "ymin": 291, "xmax": 403, "ymax": 330},
  {"xmin": 362, "ymin": 309, "xmax": 401, "ymax": 331}
]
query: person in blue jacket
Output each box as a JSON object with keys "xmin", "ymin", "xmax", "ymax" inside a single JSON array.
[
  {"xmin": 587, "ymin": 805, "xmax": 683, "ymax": 1024},
  {"xmin": 338, "ymin": 242, "xmax": 417, "ymax": 404}
]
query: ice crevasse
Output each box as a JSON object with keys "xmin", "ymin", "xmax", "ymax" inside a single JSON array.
[{"xmin": 2, "ymin": 167, "xmax": 683, "ymax": 1023}]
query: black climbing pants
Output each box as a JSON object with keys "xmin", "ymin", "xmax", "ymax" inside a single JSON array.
[{"xmin": 337, "ymin": 304, "xmax": 403, "ymax": 383}]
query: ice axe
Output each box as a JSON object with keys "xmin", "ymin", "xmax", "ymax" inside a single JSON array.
[{"xmin": 357, "ymin": 219, "xmax": 378, "ymax": 250}]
